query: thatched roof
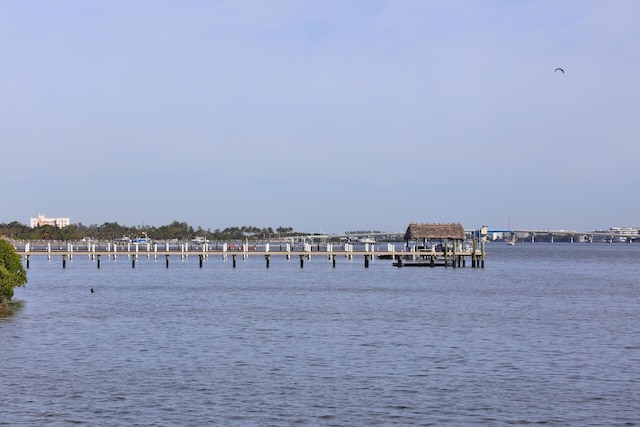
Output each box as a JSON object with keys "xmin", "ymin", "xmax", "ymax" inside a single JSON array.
[{"xmin": 404, "ymin": 223, "xmax": 465, "ymax": 240}]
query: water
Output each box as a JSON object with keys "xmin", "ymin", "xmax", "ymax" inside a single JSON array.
[{"xmin": 2, "ymin": 244, "xmax": 639, "ymax": 426}]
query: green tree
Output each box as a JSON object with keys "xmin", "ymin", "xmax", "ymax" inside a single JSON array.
[{"xmin": 0, "ymin": 239, "xmax": 27, "ymax": 308}]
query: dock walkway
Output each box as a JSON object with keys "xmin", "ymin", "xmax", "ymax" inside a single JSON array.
[{"xmin": 16, "ymin": 242, "xmax": 486, "ymax": 269}]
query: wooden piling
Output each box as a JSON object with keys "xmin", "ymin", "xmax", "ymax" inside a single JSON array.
[
  {"xmin": 299, "ymin": 254, "xmax": 304, "ymax": 268},
  {"xmin": 166, "ymin": 254, "xmax": 169, "ymax": 268},
  {"xmin": 199, "ymin": 254, "xmax": 204, "ymax": 268},
  {"xmin": 472, "ymin": 240, "xmax": 477, "ymax": 268},
  {"xmin": 265, "ymin": 254, "xmax": 270, "ymax": 268},
  {"xmin": 364, "ymin": 254, "xmax": 369, "ymax": 268},
  {"xmin": 97, "ymin": 254, "xmax": 101, "ymax": 269},
  {"xmin": 452, "ymin": 241, "xmax": 456, "ymax": 268},
  {"xmin": 232, "ymin": 254, "xmax": 237, "ymax": 268},
  {"xmin": 62, "ymin": 254, "xmax": 66, "ymax": 269},
  {"xmin": 442, "ymin": 239, "xmax": 447, "ymax": 268}
]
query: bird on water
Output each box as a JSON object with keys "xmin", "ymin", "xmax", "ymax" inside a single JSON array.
[
  {"xmin": 555, "ymin": 67, "xmax": 564, "ymax": 73},
  {"xmin": 90, "ymin": 288, "xmax": 94, "ymax": 293}
]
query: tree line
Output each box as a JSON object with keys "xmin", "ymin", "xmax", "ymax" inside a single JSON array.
[{"xmin": 0, "ymin": 221, "xmax": 301, "ymax": 241}]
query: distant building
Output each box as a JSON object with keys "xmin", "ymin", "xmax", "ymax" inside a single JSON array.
[{"xmin": 30, "ymin": 213, "xmax": 70, "ymax": 228}]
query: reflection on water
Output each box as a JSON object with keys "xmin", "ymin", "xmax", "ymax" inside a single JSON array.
[
  {"xmin": 0, "ymin": 299, "xmax": 24, "ymax": 318},
  {"xmin": 2, "ymin": 243, "xmax": 640, "ymax": 426}
]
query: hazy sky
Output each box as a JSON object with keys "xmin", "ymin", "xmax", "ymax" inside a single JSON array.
[{"xmin": 1, "ymin": 0, "xmax": 638, "ymax": 233}]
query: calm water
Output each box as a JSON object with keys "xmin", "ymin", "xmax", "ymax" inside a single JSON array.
[{"xmin": 2, "ymin": 243, "xmax": 639, "ymax": 426}]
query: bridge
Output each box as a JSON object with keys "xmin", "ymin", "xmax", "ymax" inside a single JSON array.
[{"xmin": 487, "ymin": 229, "xmax": 640, "ymax": 243}]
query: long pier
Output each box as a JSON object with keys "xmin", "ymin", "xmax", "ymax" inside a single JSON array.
[{"xmin": 16, "ymin": 242, "xmax": 486, "ymax": 269}]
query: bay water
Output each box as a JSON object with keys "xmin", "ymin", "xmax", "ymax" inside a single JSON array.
[{"xmin": 2, "ymin": 243, "xmax": 639, "ymax": 426}]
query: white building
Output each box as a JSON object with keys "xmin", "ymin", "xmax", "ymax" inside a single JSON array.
[{"xmin": 30, "ymin": 213, "xmax": 71, "ymax": 228}]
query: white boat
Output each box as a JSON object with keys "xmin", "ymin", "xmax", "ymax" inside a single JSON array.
[
  {"xmin": 358, "ymin": 237, "xmax": 376, "ymax": 244},
  {"xmin": 507, "ymin": 218, "xmax": 516, "ymax": 245},
  {"xmin": 132, "ymin": 232, "xmax": 149, "ymax": 244}
]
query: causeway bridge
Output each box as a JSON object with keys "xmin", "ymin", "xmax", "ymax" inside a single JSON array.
[{"xmin": 487, "ymin": 229, "xmax": 640, "ymax": 243}]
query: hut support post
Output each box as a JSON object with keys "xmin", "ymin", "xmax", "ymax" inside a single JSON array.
[
  {"xmin": 472, "ymin": 240, "xmax": 477, "ymax": 268},
  {"xmin": 444, "ymin": 238, "xmax": 448, "ymax": 268},
  {"xmin": 452, "ymin": 239, "xmax": 456, "ymax": 268}
]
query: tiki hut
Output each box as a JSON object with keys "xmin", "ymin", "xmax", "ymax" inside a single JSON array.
[
  {"xmin": 400, "ymin": 222, "xmax": 481, "ymax": 268},
  {"xmin": 404, "ymin": 223, "xmax": 466, "ymax": 247}
]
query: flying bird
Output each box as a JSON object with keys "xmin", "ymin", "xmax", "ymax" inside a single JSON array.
[{"xmin": 555, "ymin": 67, "xmax": 564, "ymax": 74}]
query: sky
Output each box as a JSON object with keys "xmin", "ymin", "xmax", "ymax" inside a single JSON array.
[{"xmin": 1, "ymin": 0, "xmax": 638, "ymax": 234}]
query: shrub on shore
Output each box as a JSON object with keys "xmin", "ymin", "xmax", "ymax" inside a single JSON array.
[{"xmin": 0, "ymin": 238, "xmax": 27, "ymax": 308}]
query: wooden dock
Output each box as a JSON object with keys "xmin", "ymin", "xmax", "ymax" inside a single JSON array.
[{"xmin": 16, "ymin": 245, "xmax": 486, "ymax": 269}]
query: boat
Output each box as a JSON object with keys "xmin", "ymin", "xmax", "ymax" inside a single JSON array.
[
  {"xmin": 507, "ymin": 218, "xmax": 516, "ymax": 245},
  {"xmin": 131, "ymin": 232, "xmax": 149, "ymax": 244},
  {"xmin": 358, "ymin": 237, "xmax": 376, "ymax": 244}
]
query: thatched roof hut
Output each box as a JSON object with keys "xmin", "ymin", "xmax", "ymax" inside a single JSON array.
[{"xmin": 404, "ymin": 223, "xmax": 466, "ymax": 241}]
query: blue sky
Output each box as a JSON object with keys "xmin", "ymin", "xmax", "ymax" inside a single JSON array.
[{"xmin": 1, "ymin": 0, "xmax": 638, "ymax": 233}]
